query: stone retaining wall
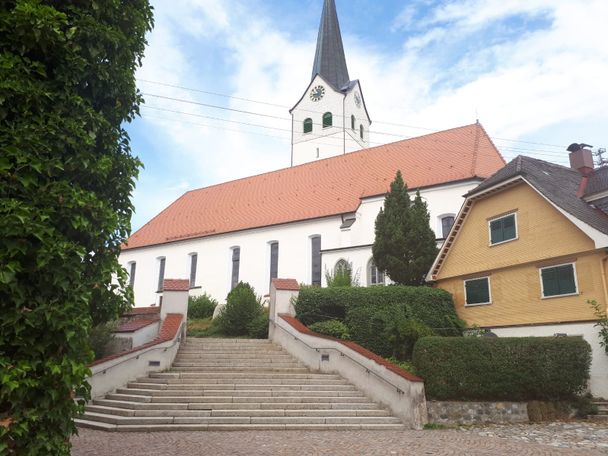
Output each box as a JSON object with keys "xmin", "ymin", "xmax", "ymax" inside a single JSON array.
[{"xmin": 427, "ymin": 401, "xmax": 528, "ymax": 426}]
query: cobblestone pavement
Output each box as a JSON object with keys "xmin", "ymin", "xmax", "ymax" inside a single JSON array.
[
  {"xmin": 72, "ymin": 425, "xmax": 607, "ymax": 456},
  {"xmin": 462, "ymin": 422, "xmax": 608, "ymax": 454}
]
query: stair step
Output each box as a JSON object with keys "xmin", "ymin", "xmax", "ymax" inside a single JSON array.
[
  {"xmin": 170, "ymin": 367, "xmax": 310, "ymax": 373},
  {"xmin": 118, "ymin": 388, "xmax": 363, "ymax": 398},
  {"xmin": 149, "ymin": 396, "xmax": 371, "ymax": 404},
  {"xmin": 138, "ymin": 377, "xmax": 348, "ymax": 385},
  {"xmin": 150, "ymin": 372, "xmax": 343, "ymax": 380},
  {"xmin": 128, "ymin": 382, "xmax": 355, "ymax": 391},
  {"xmin": 105, "ymin": 423, "xmax": 406, "ymax": 432}
]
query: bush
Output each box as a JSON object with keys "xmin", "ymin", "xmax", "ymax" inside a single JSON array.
[
  {"xmin": 294, "ymin": 286, "xmax": 464, "ymax": 357},
  {"xmin": 188, "ymin": 294, "xmax": 218, "ymax": 319},
  {"xmin": 308, "ymin": 320, "xmax": 351, "ymax": 340},
  {"xmin": 388, "ymin": 319, "xmax": 435, "ymax": 360},
  {"xmin": 247, "ymin": 312, "xmax": 269, "ymax": 339},
  {"xmin": 216, "ymin": 282, "xmax": 263, "ymax": 336},
  {"xmin": 413, "ymin": 336, "xmax": 592, "ymax": 401},
  {"xmin": 89, "ymin": 323, "xmax": 117, "ymax": 360}
]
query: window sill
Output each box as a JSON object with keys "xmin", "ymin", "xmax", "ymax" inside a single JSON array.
[
  {"xmin": 464, "ymin": 302, "xmax": 492, "ymax": 307},
  {"xmin": 489, "ymin": 237, "xmax": 518, "ymax": 247},
  {"xmin": 541, "ymin": 292, "xmax": 579, "ymax": 300},
  {"xmin": 189, "ymin": 286, "xmax": 202, "ymax": 290}
]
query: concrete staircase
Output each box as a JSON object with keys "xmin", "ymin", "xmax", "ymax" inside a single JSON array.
[{"xmin": 77, "ymin": 338, "xmax": 405, "ymax": 431}]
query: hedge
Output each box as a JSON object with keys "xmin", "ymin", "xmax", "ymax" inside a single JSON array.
[
  {"xmin": 413, "ymin": 336, "xmax": 592, "ymax": 401},
  {"xmin": 295, "ymin": 286, "xmax": 464, "ymax": 356}
]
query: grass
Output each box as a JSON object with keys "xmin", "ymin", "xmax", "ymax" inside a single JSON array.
[{"xmin": 187, "ymin": 317, "xmax": 216, "ymax": 337}]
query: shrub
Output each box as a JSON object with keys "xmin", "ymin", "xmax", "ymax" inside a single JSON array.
[
  {"xmin": 413, "ymin": 336, "xmax": 592, "ymax": 401},
  {"xmin": 89, "ymin": 323, "xmax": 117, "ymax": 360},
  {"xmin": 216, "ymin": 282, "xmax": 263, "ymax": 336},
  {"xmin": 324, "ymin": 261, "xmax": 359, "ymax": 287},
  {"xmin": 188, "ymin": 294, "xmax": 218, "ymax": 320},
  {"xmin": 294, "ymin": 286, "xmax": 464, "ymax": 357},
  {"xmin": 388, "ymin": 319, "xmax": 435, "ymax": 360},
  {"xmin": 247, "ymin": 312, "xmax": 269, "ymax": 339},
  {"xmin": 308, "ymin": 320, "xmax": 351, "ymax": 340}
]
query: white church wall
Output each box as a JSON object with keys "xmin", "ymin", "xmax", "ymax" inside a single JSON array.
[
  {"xmin": 122, "ymin": 179, "xmax": 480, "ymax": 308},
  {"xmin": 291, "ymin": 77, "xmax": 369, "ymax": 166}
]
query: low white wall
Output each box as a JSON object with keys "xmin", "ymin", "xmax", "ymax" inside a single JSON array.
[
  {"xmin": 114, "ymin": 321, "xmax": 161, "ymax": 348},
  {"xmin": 88, "ymin": 320, "xmax": 186, "ymax": 399},
  {"xmin": 492, "ymin": 322, "xmax": 608, "ymax": 399},
  {"xmin": 271, "ymin": 317, "xmax": 427, "ymax": 429}
]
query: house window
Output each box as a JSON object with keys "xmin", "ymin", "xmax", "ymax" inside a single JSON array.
[
  {"xmin": 269, "ymin": 242, "xmax": 279, "ymax": 286},
  {"xmin": 367, "ymin": 259, "xmax": 385, "ymax": 286},
  {"xmin": 231, "ymin": 247, "xmax": 240, "ymax": 290},
  {"xmin": 311, "ymin": 236, "xmax": 322, "ymax": 286},
  {"xmin": 540, "ymin": 263, "xmax": 578, "ymax": 298},
  {"xmin": 464, "ymin": 277, "xmax": 491, "ymax": 306},
  {"xmin": 441, "ymin": 215, "xmax": 455, "ymax": 239},
  {"xmin": 351, "ymin": 114, "xmax": 355, "ymax": 130},
  {"xmin": 489, "ymin": 213, "xmax": 517, "ymax": 245},
  {"xmin": 303, "ymin": 118, "xmax": 313, "ymax": 134},
  {"xmin": 360, "ymin": 124, "xmax": 364, "ymax": 139},
  {"xmin": 189, "ymin": 253, "xmax": 198, "ymax": 288},
  {"xmin": 128, "ymin": 262, "xmax": 136, "ymax": 288},
  {"xmin": 156, "ymin": 257, "xmax": 166, "ymax": 292},
  {"xmin": 323, "ymin": 112, "xmax": 333, "ymax": 128}
]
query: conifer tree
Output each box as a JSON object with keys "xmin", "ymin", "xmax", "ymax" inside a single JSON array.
[{"xmin": 372, "ymin": 171, "xmax": 438, "ymax": 285}]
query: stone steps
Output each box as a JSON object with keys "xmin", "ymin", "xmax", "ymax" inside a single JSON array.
[{"xmin": 77, "ymin": 338, "xmax": 405, "ymax": 432}]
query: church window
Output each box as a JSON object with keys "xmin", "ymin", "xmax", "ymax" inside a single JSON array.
[
  {"xmin": 128, "ymin": 261, "xmax": 136, "ymax": 288},
  {"xmin": 360, "ymin": 124, "xmax": 364, "ymax": 140},
  {"xmin": 269, "ymin": 242, "xmax": 279, "ymax": 287},
  {"xmin": 351, "ymin": 115, "xmax": 355, "ymax": 130},
  {"xmin": 231, "ymin": 247, "xmax": 240, "ymax": 290},
  {"xmin": 440, "ymin": 215, "xmax": 455, "ymax": 239},
  {"xmin": 303, "ymin": 118, "xmax": 313, "ymax": 134},
  {"xmin": 189, "ymin": 253, "xmax": 198, "ymax": 288},
  {"xmin": 323, "ymin": 112, "xmax": 333, "ymax": 128},
  {"xmin": 311, "ymin": 236, "xmax": 322, "ymax": 286},
  {"xmin": 334, "ymin": 259, "xmax": 349, "ymax": 275},
  {"xmin": 367, "ymin": 259, "xmax": 385, "ymax": 286},
  {"xmin": 156, "ymin": 257, "xmax": 166, "ymax": 292}
]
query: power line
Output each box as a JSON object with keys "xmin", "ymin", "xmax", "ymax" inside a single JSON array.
[{"xmin": 138, "ymin": 78, "xmax": 568, "ymax": 151}]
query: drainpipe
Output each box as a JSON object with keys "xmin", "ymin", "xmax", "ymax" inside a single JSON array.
[{"xmin": 342, "ymin": 94, "xmax": 346, "ymax": 155}]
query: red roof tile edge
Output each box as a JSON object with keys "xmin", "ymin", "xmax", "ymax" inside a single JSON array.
[
  {"xmin": 163, "ymin": 279, "xmax": 190, "ymax": 292},
  {"xmin": 272, "ymin": 278, "xmax": 300, "ymax": 291},
  {"xmin": 278, "ymin": 314, "xmax": 423, "ymax": 383},
  {"xmin": 114, "ymin": 318, "xmax": 160, "ymax": 333},
  {"xmin": 126, "ymin": 306, "xmax": 160, "ymax": 316},
  {"xmin": 89, "ymin": 314, "xmax": 184, "ymax": 368}
]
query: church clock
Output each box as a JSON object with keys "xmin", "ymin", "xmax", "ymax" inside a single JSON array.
[{"xmin": 310, "ymin": 85, "xmax": 325, "ymax": 102}]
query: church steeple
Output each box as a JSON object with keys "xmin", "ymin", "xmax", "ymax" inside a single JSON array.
[{"xmin": 311, "ymin": 0, "xmax": 350, "ymax": 90}]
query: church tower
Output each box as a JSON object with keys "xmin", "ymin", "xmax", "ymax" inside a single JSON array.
[{"xmin": 290, "ymin": 0, "xmax": 371, "ymax": 166}]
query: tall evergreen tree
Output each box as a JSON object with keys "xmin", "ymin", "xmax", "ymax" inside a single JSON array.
[{"xmin": 372, "ymin": 171, "xmax": 439, "ymax": 285}]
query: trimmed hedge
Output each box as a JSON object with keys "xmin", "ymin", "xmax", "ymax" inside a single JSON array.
[
  {"xmin": 308, "ymin": 320, "xmax": 351, "ymax": 340},
  {"xmin": 413, "ymin": 336, "xmax": 592, "ymax": 401},
  {"xmin": 295, "ymin": 286, "xmax": 464, "ymax": 356}
]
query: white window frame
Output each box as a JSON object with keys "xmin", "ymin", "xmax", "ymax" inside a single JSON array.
[
  {"xmin": 539, "ymin": 262, "xmax": 579, "ymax": 299},
  {"xmin": 188, "ymin": 252, "xmax": 198, "ymax": 288},
  {"xmin": 367, "ymin": 258, "xmax": 385, "ymax": 286},
  {"xmin": 463, "ymin": 276, "xmax": 492, "ymax": 307},
  {"xmin": 437, "ymin": 213, "xmax": 456, "ymax": 239},
  {"xmin": 155, "ymin": 256, "xmax": 166, "ymax": 292},
  {"xmin": 488, "ymin": 212, "xmax": 518, "ymax": 246},
  {"xmin": 127, "ymin": 261, "xmax": 136, "ymax": 288}
]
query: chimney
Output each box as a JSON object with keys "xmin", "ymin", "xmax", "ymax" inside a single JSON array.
[{"xmin": 568, "ymin": 143, "xmax": 594, "ymax": 177}]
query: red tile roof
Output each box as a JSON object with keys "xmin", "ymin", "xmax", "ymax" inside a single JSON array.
[
  {"xmin": 124, "ymin": 124, "xmax": 505, "ymax": 250},
  {"xmin": 89, "ymin": 314, "xmax": 184, "ymax": 367},
  {"xmin": 272, "ymin": 278, "xmax": 300, "ymax": 291},
  {"xmin": 163, "ymin": 279, "xmax": 190, "ymax": 292},
  {"xmin": 125, "ymin": 306, "xmax": 160, "ymax": 316},
  {"xmin": 115, "ymin": 318, "xmax": 159, "ymax": 333},
  {"xmin": 279, "ymin": 314, "xmax": 422, "ymax": 383}
]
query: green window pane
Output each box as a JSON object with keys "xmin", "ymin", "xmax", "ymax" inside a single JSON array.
[
  {"xmin": 490, "ymin": 214, "xmax": 516, "ymax": 244},
  {"xmin": 490, "ymin": 219, "xmax": 503, "ymax": 244},
  {"xmin": 323, "ymin": 112, "xmax": 333, "ymax": 128},
  {"xmin": 303, "ymin": 118, "xmax": 313, "ymax": 133},
  {"xmin": 465, "ymin": 278, "xmax": 490, "ymax": 304},
  {"xmin": 542, "ymin": 264, "xmax": 576, "ymax": 297},
  {"xmin": 502, "ymin": 215, "xmax": 516, "ymax": 240}
]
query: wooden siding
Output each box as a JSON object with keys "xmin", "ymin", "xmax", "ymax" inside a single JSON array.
[
  {"xmin": 435, "ymin": 182, "xmax": 606, "ymax": 327},
  {"xmin": 438, "ymin": 183, "xmax": 595, "ymax": 279}
]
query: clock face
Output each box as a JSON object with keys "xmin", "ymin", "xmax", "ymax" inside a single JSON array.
[
  {"xmin": 310, "ymin": 85, "xmax": 325, "ymax": 102},
  {"xmin": 354, "ymin": 91, "xmax": 362, "ymax": 108}
]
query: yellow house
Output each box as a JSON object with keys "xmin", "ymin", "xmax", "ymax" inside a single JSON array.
[{"xmin": 428, "ymin": 146, "xmax": 608, "ymax": 398}]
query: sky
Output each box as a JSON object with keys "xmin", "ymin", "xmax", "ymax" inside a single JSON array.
[{"xmin": 127, "ymin": 0, "xmax": 608, "ymax": 231}]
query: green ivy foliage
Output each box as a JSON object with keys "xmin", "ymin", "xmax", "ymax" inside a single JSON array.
[
  {"xmin": 372, "ymin": 170, "xmax": 438, "ymax": 285},
  {"xmin": 0, "ymin": 1, "xmax": 153, "ymax": 454},
  {"xmin": 413, "ymin": 336, "xmax": 592, "ymax": 401}
]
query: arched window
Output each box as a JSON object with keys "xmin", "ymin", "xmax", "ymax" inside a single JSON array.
[
  {"xmin": 360, "ymin": 124, "xmax": 365, "ymax": 140},
  {"xmin": 367, "ymin": 259, "xmax": 385, "ymax": 286},
  {"xmin": 335, "ymin": 259, "xmax": 349, "ymax": 275},
  {"xmin": 351, "ymin": 114, "xmax": 355, "ymax": 130},
  {"xmin": 323, "ymin": 112, "xmax": 333, "ymax": 128},
  {"xmin": 303, "ymin": 118, "xmax": 313, "ymax": 134}
]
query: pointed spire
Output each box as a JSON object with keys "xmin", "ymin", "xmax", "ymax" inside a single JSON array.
[{"xmin": 312, "ymin": 0, "xmax": 350, "ymax": 90}]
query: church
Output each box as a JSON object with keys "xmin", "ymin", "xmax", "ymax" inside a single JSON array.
[{"xmin": 120, "ymin": 0, "xmax": 506, "ymax": 307}]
